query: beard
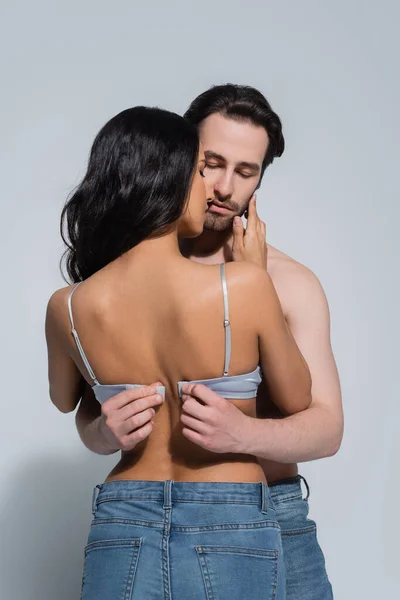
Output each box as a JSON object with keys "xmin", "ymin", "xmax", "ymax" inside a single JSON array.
[
  {"xmin": 203, "ymin": 211, "xmax": 236, "ymax": 232},
  {"xmin": 203, "ymin": 199, "xmax": 249, "ymax": 232}
]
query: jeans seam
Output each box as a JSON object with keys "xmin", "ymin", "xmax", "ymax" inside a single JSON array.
[
  {"xmin": 272, "ymin": 548, "xmax": 278, "ymax": 600},
  {"xmin": 172, "ymin": 521, "xmax": 280, "ymax": 533},
  {"xmin": 84, "ymin": 538, "xmax": 142, "ymax": 553},
  {"xmin": 271, "ymin": 494, "xmax": 303, "ymax": 504},
  {"xmin": 124, "ymin": 539, "xmax": 142, "ymax": 600},
  {"xmin": 96, "ymin": 496, "xmax": 163, "ymax": 505},
  {"xmin": 196, "ymin": 546, "xmax": 278, "ymax": 558},
  {"xmin": 195, "ymin": 549, "xmax": 214, "ymax": 600},
  {"xmin": 281, "ymin": 525, "xmax": 317, "ymax": 536},
  {"xmin": 96, "ymin": 497, "xmax": 261, "ymax": 506},
  {"xmin": 91, "ymin": 518, "xmax": 164, "ymax": 529}
]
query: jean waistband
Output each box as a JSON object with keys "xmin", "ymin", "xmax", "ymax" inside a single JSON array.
[
  {"xmin": 93, "ymin": 480, "xmax": 271, "ymax": 513},
  {"xmin": 268, "ymin": 475, "xmax": 310, "ymax": 500}
]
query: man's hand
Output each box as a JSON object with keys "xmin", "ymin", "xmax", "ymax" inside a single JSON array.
[
  {"xmin": 232, "ymin": 195, "xmax": 267, "ymax": 268},
  {"xmin": 99, "ymin": 383, "xmax": 164, "ymax": 452},
  {"xmin": 180, "ymin": 383, "xmax": 253, "ymax": 454}
]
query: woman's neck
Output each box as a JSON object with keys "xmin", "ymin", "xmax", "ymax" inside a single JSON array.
[{"xmin": 119, "ymin": 229, "xmax": 185, "ymax": 268}]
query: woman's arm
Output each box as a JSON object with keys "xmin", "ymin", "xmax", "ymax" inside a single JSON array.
[
  {"xmin": 45, "ymin": 289, "xmax": 83, "ymax": 413},
  {"xmin": 75, "ymin": 384, "xmax": 120, "ymax": 454},
  {"xmin": 75, "ymin": 383, "xmax": 164, "ymax": 454},
  {"xmin": 252, "ymin": 268, "xmax": 312, "ymax": 415}
]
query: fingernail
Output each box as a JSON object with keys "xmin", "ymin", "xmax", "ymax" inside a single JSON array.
[
  {"xmin": 155, "ymin": 394, "xmax": 162, "ymax": 402},
  {"xmin": 234, "ymin": 217, "xmax": 241, "ymax": 225}
]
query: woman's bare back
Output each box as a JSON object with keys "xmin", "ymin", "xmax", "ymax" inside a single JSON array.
[{"xmin": 60, "ymin": 254, "xmax": 266, "ymax": 483}]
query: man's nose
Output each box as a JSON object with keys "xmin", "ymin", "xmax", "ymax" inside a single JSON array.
[{"xmin": 214, "ymin": 172, "xmax": 234, "ymax": 200}]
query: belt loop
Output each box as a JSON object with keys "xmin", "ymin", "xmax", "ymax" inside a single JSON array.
[
  {"xmin": 260, "ymin": 482, "xmax": 269, "ymax": 514},
  {"xmin": 91, "ymin": 484, "xmax": 101, "ymax": 515},
  {"xmin": 163, "ymin": 480, "xmax": 173, "ymax": 509},
  {"xmin": 299, "ymin": 475, "xmax": 310, "ymax": 500}
]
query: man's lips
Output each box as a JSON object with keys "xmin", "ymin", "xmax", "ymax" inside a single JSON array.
[{"xmin": 207, "ymin": 202, "xmax": 233, "ymax": 215}]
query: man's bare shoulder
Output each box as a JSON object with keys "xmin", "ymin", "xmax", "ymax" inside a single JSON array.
[
  {"xmin": 267, "ymin": 244, "xmax": 315, "ymax": 281},
  {"xmin": 266, "ymin": 244, "xmax": 328, "ymax": 316}
]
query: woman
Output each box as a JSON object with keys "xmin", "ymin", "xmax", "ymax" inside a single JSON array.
[{"xmin": 46, "ymin": 106, "xmax": 312, "ymax": 599}]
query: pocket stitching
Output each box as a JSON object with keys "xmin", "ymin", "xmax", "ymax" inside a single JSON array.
[
  {"xmin": 281, "ymin": 525, "xmax": 316, "ymax": 536},
  {"xmin": 85, "ymin": 538, "xmax": 142, "ymax": 553},
  {"xmin": 195, "ymin": 546, "xmax": 278, "ymax": 600},
  {"xmin": 91, "ymin": 517, "xmax": 163, "ymax": 529},
  {"xmin": 81, "ymin": 538, "xmax": 142, "ymax": 600},
  {"xmin": 196, "ymin": 545, "xmax": 278, "ymax": 559},
  {"xmin": 173, "ymin": 520, "xmax": 280, "ymax": 533},
  {"xmin": 271, "ymin": 494, "xmax": 303, "ymax": 504}
]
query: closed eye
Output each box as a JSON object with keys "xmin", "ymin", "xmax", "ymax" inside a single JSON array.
[{"xmin": 237, "ymin": 171, "xmax": 255, "ymax": 179}]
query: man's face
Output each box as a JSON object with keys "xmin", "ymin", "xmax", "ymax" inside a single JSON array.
[{"xmin": 199, "ymin": 113, "xmax": 269, "ymax": 232}]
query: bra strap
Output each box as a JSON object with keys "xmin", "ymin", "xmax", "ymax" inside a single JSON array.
[
  {"xmin": 67, "ymin": 283, "xmax": 100, "ymax": 385},
  {"xmin": 220, "ymin": 263, "xmax": 231, "ymax": 376}
]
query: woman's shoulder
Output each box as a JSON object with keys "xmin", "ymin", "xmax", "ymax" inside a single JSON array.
[
  {"xmin": 47, "ymin": 284, "xmax": 75, "ymax": 303},
  {"xmin": 189, "ymin": 261, "xmax": 270, "ymax": 290},
  {"xmin": 223, "ymin": 262, "xmax": 278, "ymax": 317},
  {"xmin": 46, "ymin": 284, "xmax": 76, "ymax": 330},
  {"xmin": 224, "ymin": 261, "xmax": 272, "ymax": 293}
]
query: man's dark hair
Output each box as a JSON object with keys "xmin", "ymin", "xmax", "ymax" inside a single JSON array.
[{"xmin": 184, "ymin": 84, "xmax": 285, "ymax": 179}]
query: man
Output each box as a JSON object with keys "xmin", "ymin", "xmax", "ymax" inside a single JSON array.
[{"xmin": 76, "ymin": 85, "xmax": 343, "ymax": 599}]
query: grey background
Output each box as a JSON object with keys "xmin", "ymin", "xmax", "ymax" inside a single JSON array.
[{"xmin": 0, "ymin": 1, "xmax": 398, "ymax": 598}]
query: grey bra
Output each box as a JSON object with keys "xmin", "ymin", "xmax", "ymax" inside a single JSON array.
[{"xmin": 68, "ymin": 263, "xmax": 261, "ymax": 404}]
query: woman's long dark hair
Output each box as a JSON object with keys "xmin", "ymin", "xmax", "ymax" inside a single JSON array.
[{"xmin": 61, "ymin": 107, "xmax": 199, "ymax": 282}]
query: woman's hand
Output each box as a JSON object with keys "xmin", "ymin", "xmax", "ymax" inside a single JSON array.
[
  {"xmin": 232, "ymin": 195, "xmax": 267, "ymax": 268},
  {"xmin": 99, "ymin": 384, "xmax": 164, "ymax": 452}
]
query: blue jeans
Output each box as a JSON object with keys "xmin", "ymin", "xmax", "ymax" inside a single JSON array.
[
  {"xmin": 269, "ymin": 476, "xmax": 333, "ymax": 600},
  {"xmin": 81, "ymin": 480, "xmax": 285, "ymax": 599}
]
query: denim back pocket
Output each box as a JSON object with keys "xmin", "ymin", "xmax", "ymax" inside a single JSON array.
[
  {"xmin": 81, "ymin": 538, "xmax": 142, "ymax": 600},
  {"xmin": 196, "ymin": 545, "xmax": 279, "ymax": 600}
]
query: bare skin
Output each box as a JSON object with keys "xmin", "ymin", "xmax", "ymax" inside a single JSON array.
[
  {"xmin": 73, "ymin": 113, "xmax": 343, "ymax": 482},
  {"xmin": 180, "ymin": 226, "xmax": 342, "ymax": 479},
  {"xmin": 47, "ymin": 116, "xmax": 313, "ymax": 489},
  {"xmin": 47, "ymin": 237, "xmax": 311, "ymax": 484}
]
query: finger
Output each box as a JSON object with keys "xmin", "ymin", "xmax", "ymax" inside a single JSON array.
[
  {"xmin": 232, "ymin": 216, "xmax": 244, "ymax": 252},
  {"xmin": 121, "ymin": 421, "xmax": 154, "ymax": 450},
  {"xmin": 181, "ymin": 383, "xmax": 222, "ymax": 407},
  {"xmin": 181, "ymin": 427, "xmax": 206, "ymax": 448},
  {"xmin": 104, "ymin": 385, "xmax": 159, "ymax": 411},
  {"xmin": 120, "ymin": 407, "xmax": 156, "ymax": 436},
  {"xmin": 180, "ymin": 413, "xmax": 209, "ymax": 434},
  {"xmin": 119, "ymin": 393, "xmax": 163, "ymax": 421},
  {"xmin": 181, "ymin": 396, "xmax": 207, "ymax": 419},
  {"xmin": 245, "ymin": 195, "xmax": 258, "ymax": 230},
  {"xmin": 258, "ymin": 220, "xmax": 266, "ymax": 239}
]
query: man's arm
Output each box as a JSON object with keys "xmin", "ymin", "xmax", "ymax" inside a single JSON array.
[
  {"xmin": 230, "ymin": 204, "xmax": 343, "ymax": 460},
  {"xmin": 253, "ymin": 260, "xmax": 343, "ymax": 462}
]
